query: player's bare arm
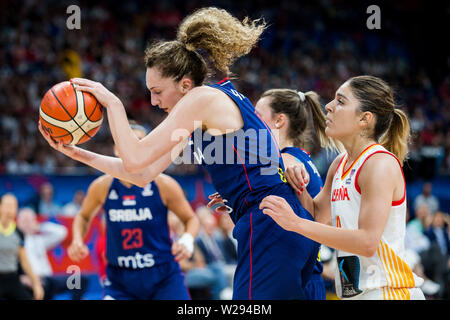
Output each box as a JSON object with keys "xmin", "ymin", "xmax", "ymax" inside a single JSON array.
[
  {"xmin": 156, "ymin": 174, "xmax": 200, "ymax": 261},
  {"xmin": 68, "ymin": 175, "xmax": 111, "ymax": 262},
  {"xmin": 261, "ymin": 153, "xmax": 398, "ymax": 257}
]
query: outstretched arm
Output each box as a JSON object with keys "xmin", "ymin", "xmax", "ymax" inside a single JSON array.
[
  {"xmin": 285, "ymin": 154, "xmax": 344, "ymax": 224},
  {"xmin": 71, "ymin": 79, "xmax": 213, "ymax": 173},
  {"xmin": 39, "ymin": 122, "xmax": 186, "ymax": 187},
  {"xmin": 261, "ymin": 154, "xmax": 398, "ymax": 257}
]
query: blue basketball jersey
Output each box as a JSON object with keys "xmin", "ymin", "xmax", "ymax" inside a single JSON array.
[
  {"xmin": 103, "ymin": 178, "xmax": 172, "ymax": 269},
  {"xmin": 281, "ymin": 147, "xmax": 323, "ymax": 197},
  {"xmin": 188, "ymin": 78, "xmax": 286, "ymax": 223}
]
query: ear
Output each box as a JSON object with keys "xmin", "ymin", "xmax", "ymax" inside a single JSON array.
[
  {"xmin": 179, "ymin": 77, "xmax": 194, "ymax": 94},
  {"xmin": 275, "ymin": 113, "xmax": 288, "ymax": 129},
  {"xmin": 359, "ymin": 111, "xmax": 374, "ymax": 128}
]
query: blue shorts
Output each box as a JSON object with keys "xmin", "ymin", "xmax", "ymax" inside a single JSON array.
[
  {"xmin": 104, "ymin": 260, "xmax": 190, "ymax": 300},
  {"xmin": 232, "ymin": 186, "xmax": 320, "ymax": 300}
]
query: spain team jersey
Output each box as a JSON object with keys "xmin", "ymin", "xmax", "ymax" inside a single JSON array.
[
  {"xmin": 331, "ymin": 144, "xmax": 423, "ymax": 299},
  {"xmin": 103, "ymin": 178, "xmax": 172, "ymax": 269}
]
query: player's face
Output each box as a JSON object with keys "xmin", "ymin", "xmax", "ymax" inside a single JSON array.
[
  {"xmin": 145, "ymin": 67, "xmax": 185, "ymax": 113},
  {"xmin": 324, "ymin": 81, "xmax": 362, "ymax": 140},
  {"xmin": 255, "ymin": 96, "xmax": 277, "ymax": 129}
]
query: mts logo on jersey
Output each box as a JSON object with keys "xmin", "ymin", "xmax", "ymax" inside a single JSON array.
[
  {"xmin": 332, "ymin": 186, "xmax": 350, "ymax": 202},
  {"xmin": 117, "ymin": 252, "xmax": 155, "ymax": 269}
]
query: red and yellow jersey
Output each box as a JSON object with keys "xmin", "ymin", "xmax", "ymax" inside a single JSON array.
[{"xmin": 330, "ymin": 144, "xmax": 423, "ymax": 299}]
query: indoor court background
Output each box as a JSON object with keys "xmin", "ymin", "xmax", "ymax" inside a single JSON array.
[{"xmin": 0, "ymin": 0, "xmax": 448, "ymax": 299}]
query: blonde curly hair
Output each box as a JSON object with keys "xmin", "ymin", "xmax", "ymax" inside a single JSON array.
[{"xmin": 145, "ymin": 7, "xmax": 266, "ymax": 84}]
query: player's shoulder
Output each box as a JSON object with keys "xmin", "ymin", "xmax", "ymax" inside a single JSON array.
[
  {"xmin": 155, "ymin": 173, "xmax": 179, "ymax": 189},
  {"xmin": 359, "ymin": 151, "xmax": 401, "ymax": 177},
  {"xmin": 184, "ymin": 85, "xmax": 224, "ymax": 104},
  {"xmin": 88, "ymin": 175, "xmax": 114, "ymax": 196}
]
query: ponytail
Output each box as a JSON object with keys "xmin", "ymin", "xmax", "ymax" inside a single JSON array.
[
  {"xmin": 177, "ymin": 7, "xmax": 266, "ymax": 74},
  {"xmin": 380, "ymin": 108, "xmax": 410, "ymax": 164},
  {"xmin": 261, "ymin": 88, "xmax": 343, "ymax": 153},
  {"xmin": 348, "ymin": 75, "xmax": 410, "ymax": 164},
  {"xmin": 304, "ymin": 91, "xmax": 343, "ymax": 153},
  {"xmin": 145, "ymin": 7, "xmax": 265, "ymax": 85}
]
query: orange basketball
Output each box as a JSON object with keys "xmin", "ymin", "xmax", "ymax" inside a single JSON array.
[{"xmin": 39, "ymin": 81, "xmax": 103, "ymax": 145}]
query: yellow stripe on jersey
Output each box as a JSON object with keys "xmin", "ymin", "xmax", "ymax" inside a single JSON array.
[
  {"xmin": 378, "ymin": 241, "xmax": 416, "ymax": 298},
  {"xmin": 383, "ymin": 287, "xmax": 411, "ymax": 300},
  {"xmin": 341, "ymin": 144, "xmax": 380, "ymax": 180}
]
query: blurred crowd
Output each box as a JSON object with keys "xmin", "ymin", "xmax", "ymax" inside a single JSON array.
[
  {"xmin": 0, "ymin": 0, "xmax": 448, "ymax": 299},
  {"xmin": 0, "ymin": 0, "xmax": 448, "ymax": 180}
]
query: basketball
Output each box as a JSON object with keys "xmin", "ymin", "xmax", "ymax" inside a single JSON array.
[{"xmin": 39, "ymin": 81, "xmax": 103, "ymax": 145}]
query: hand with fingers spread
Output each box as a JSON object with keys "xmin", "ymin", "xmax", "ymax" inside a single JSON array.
[
  {"xmin": 70, "ymin": 78, "xmax": 121, "ymax": 109},
  {"xmin": 260, "ymin": 195, "xmax": 302, "ymax": 232},
  {"xmin": 207, "ymin": 192, "xmax": 229, "ymax": 214}
]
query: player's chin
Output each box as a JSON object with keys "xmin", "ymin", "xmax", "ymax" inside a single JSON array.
[{"xmin": 324, "ymin": 126, "xmax": 337, "ymax": 138}]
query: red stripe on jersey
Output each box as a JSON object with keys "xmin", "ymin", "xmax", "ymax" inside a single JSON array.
[
  {"xmin": 232, "ymin": 143, "xmax": 252, "ymax": 191},
  {"xmin": 354, "ymin": 151, "xmax": 406, "ymax": 205},
  {"xmin": 217, "ymin": 77, "xmax": 230, "ymax": 84},
  {"xmin": 249, "ymin": 211, "xmax": 253, "ymax": 300}
]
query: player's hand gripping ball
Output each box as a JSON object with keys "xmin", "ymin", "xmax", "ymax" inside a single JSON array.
[{"xmin": 39, "ymin": 81, "xmax": 103, "ymax": 145}]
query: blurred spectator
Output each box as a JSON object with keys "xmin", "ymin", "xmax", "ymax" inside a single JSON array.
[
  {"xmin": 216, "ymin": 213, "xmax": 237, "ymax": 265},
  {"xmin": 215, "ymin": 213, "xmax": 237, "ymax": 296},
  {"xmin": 168, "ymin": 211, "xmax": 215, "ymax": 300},
  {"xmin": 413, "ymin": 182, "xmax": 440, "ymax": 214},
  {"xmin": 404, "ymin": 206, "xmax": 441, "ymax": 297},
  {"xmin": 37, "ymin": 182, "xmax": 61, "ymax": 217},
  {"xmin": 0, "ymin": 193, "xmax": 44, "ymax": 300},
  {"xmin": 193, "ymin": 206, "xmax": 229, "ymax": 300},
  {"xmin": 16, "ymin": 207, "xmax": 88, "ymax": 300},
  {"xmin": 406, "ymin": 204, "xmax": 432, "ymax": 254},
  {"xmin": 422, "ymin": 211, "xmax": 450, "ymax": 298},
  {"xmin": 61, "ymin": 190, "xmax": 85, "ymax": 217}
]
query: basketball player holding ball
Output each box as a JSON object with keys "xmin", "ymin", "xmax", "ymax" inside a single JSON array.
[
  {"xmin": 40, "ymin": 7, "xmax": 320, "ymax": 300},
  {"xmin": 66, "ymin": 123, "xmax": 199, "ymax": 300},
  {"xmin": 260, "ymin": 76, "xmax": 426, "ymax": 300}
]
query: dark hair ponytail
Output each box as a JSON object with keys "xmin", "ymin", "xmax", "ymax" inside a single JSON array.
[
  {"xmin": 261, "ymin": 89, "xmax": 342, "ymax": 152},
  {"xmin": 348, "ymin": 75, "xmax": 411, "ymax": 163}
]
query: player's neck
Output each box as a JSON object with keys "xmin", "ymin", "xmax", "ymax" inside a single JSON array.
[
  {"xmin": 118, "ymin": 179, "xmax": 133, "ymax": 189},
  {"xmin": 342, "ymin": 136, "xmax": 377, "ymax": 163},
  {"xmin": 279, "ymin": 139, "xmax": 294, "ymax": 150},
  {"xmin": 278, "ymin": 129, "xmax": 293, "ymax": 150}
]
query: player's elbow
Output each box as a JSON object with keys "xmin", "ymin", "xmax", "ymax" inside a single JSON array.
[
  {"xmin": 123, "ymin": 158, "xmax": 143, "ymax": 174},
  {"xmin": 360, "ymin": 236, "xmax": 379, "ymax": 257}
]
